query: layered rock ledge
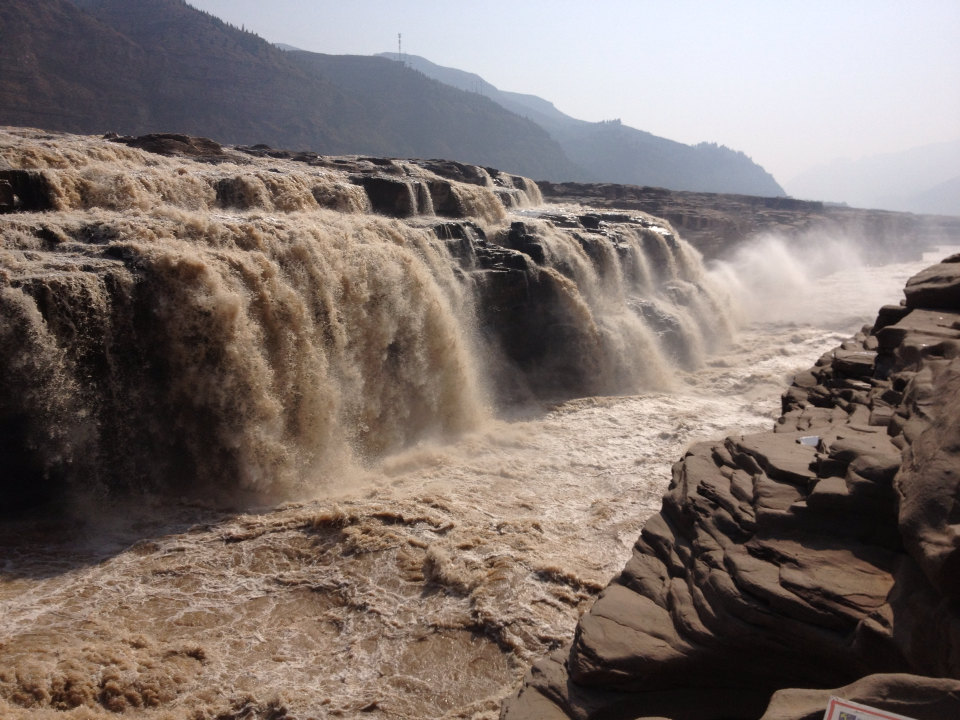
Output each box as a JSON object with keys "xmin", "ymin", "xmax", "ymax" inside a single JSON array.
[
  {"xmin": 502, "ymin": 257, "xmax": 960, "ymax": 719},
  {"xmin": 537, "ymin": 181, "xmax": 960, "ymax": 263}
]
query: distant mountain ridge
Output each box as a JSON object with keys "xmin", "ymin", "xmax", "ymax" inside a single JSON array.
[
  {"xmin": 282, "ymin": 51, "xmax": 583, "ymax": 179},
  {"xmin": 787, "ymin": 139, "xmax": 960, "ymax": 216},
  {"xmin": 379, "ymin": 53, "xmax": 785, "ymax": 196},
  {"xmin": 2, "ymin": 0, "xmax": 781, "ymax": 194}
]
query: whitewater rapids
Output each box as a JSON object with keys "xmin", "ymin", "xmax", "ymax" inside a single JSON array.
[{"xmin": 0, "ymin": 128, "xmax": 940, "ymax": 719}]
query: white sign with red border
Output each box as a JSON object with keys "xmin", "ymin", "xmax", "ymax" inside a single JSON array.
[{"xmin": 823, "ymin": 697, "xmax": 917, "ymax": 720}]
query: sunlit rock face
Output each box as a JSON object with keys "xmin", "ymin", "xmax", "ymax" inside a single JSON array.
[{"xmin": 502, "ymin": 257, "xmax": 960, "ymax": 720}]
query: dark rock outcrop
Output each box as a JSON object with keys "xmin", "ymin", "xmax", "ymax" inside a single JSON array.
[
  {"xmin": 502, "ymin": 258, "xmax": 960, "ymax": 719},
  {"xmin": 108, "ymin": 132, "xmax": 227, "ymax": 160},
  {"xmin": 0, "ymin": 179, "xmax": 14, "ymax": 211},
  {"xmin": 0, "ymin": 170, "xmax": 56, "ymax": 213},
  {"xmin": 352, "ymin": 175, "xmax": 431, "ymax": 218}
]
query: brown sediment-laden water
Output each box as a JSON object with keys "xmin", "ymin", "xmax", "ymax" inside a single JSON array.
[{"xmin": 0, "ymin": 128, "xmax": 937, "ymax": 719}]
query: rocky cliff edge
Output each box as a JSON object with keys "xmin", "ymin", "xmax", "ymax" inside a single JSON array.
[{"xmin": 502, "ymin": 257, "xmax": 960, "ymax": 719}]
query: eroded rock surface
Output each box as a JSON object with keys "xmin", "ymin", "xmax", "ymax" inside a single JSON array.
[{"xmin": 502, "ymin": 258, "xmax": 960, "ymax": 719}]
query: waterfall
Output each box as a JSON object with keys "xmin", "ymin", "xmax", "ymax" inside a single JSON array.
[{"xmin": 0, "ymin": 128, "xmax": 738, "ymax": 510}]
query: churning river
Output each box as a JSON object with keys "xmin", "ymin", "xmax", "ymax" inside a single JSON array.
[{"xmin": 0, "ymin": 128, "xmax": 942, "ymax": 720}]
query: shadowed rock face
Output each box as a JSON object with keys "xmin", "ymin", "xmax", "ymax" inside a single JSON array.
[{"xmin": 502, "ymin": 258, "xmax": 960, "ymax": 719}]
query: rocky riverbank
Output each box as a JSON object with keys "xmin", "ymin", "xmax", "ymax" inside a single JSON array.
[{"xmin": 502, "ymin": 257, "xmax": 960, "ymax": 719}]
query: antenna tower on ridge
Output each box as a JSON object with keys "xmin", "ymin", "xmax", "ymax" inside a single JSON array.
[{"xmin": 398, "ymin": 33, "xmax": 402, "ymax": 64}]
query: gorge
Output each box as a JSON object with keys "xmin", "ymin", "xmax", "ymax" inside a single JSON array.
[{"xmin": 1, "ymin": 127, "xmax": 959, "ymax": 719}]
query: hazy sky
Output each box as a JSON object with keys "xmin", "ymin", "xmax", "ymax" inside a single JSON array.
[{"xmin": 188, "ymin": 0, "xmax": 959, "ymax": 186}]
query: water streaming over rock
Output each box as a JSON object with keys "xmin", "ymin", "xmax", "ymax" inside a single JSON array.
[
  {"xmin": 1, "ymin": 128, "xmax": 733, "ymax": 510},
  {"xmin": 1, "ymin": 128, "xmax": 933, "ymax": 720}
]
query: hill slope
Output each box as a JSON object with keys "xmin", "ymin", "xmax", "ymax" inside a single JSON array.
[
  {"xmin": 285, "ymin": 51, "xmax": 583, "ymax": 178},
  {"xmin": 0, "ymin": 0, "xmax": 579, "ymax": 178},
  {"xmin": 1, "ymin": 0, "xmax": 361, "ymax": 147},
  {"xmin": 0, "ymin": 0, "xmax": 151, "ymax": 132},
  {"xmin": 385, "ymin": 53, "xmax": 785, "ymax": 196}
]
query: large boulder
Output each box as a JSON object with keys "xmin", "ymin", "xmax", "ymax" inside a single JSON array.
[{"xmin": 903, "ymin": 255, "xmax": 960, "ymax": 310}]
